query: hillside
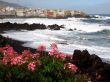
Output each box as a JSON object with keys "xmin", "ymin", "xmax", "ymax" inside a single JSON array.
[{"xmin": 0, "ymin": 0, "xmax": 23, "ymax": 7}]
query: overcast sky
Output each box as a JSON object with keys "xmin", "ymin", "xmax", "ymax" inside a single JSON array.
[{"xmin": 2, "ymin": 0, "xmax": 110, "ymax": 14}]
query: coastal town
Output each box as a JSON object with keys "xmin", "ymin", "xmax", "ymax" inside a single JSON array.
[{"xmin": 0, "ymin": 6, "xmax": 86, "ymax": 18}]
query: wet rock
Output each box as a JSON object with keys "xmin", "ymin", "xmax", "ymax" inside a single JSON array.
[
  {"xmin": 71, "ymin": 50, "xmax": 103, "ymax": 71},
  {"xmin": 0, "ymin": 35, "xmax": 36, "ymax": 53},
  {"xmin": 74, "ymin": 28, "xmax": 77, "ymax": 30},
  {"xmin": 68, "ymin": 28, "xmax": 73, "ymax": 31},
  {"xmin": 48, "ymin": 24, "xmax": 64, "ymax": 30},
  {"xmin": 0, "ymin": 22, "xmax": 66, "ymax": 32},
  {"xmin": 71, "ymin": 50, "xmax": 91, "ymax": 72},
  {"xmin": 0, "ymin": 22, "xmax": 47, "ymax": 32},
  {"xmin": 0, "ymin": 35, "xmax": 8, "ymax": 47},
  {"xmin": 96, "ymin": 64, "xmax": 110, "ymax": 82},
  {"xmin": 71, "ymin": 49, "xmax": 110, "ymax": 82}
]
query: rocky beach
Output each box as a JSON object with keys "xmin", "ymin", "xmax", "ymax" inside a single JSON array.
[{"xmin": 0, "ymin": 19, "xmax": 110, "ymax": 82}]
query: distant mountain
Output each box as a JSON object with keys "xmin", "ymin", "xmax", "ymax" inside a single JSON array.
[{"xmin": 0, "ymin": 0, "xmax": 24, "ymax": 7}]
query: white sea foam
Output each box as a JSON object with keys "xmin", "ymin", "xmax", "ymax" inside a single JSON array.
[
  {"xmin": 90, "ymin": 15, "xmax": 110, "ymax": 20},
  {"xmin": 23, "ymin": 18, "xmax": 110, "ymax": 32},
  {"xmin": 24, "ymin": 41, "xmax": 110, "ymax": 59},
  {"xmin": 1, "ymin": 18, "xmax": 110, "ymax": 32},
  {"xmin": 0, "ymin": 17, "xmax": 109, "ymax": 33},
  {"xmin": 2, "ymin": 29, "xmax": 110, "ymax": 60},
  {"xmin": 1, "ymin": 17, "xmax": 110, "ymax": 60}
]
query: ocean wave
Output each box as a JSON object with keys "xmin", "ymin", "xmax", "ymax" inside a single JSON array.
[
  {"xmin": 95, "ymin": 29, "xmax": 110, "ymax": 34},
  {"xmin": 1, "ymin": 17, "xmax": 110, "ymax": 61},
  {"xmin": 23, "ymin": 18, "xmax": 110, "ymax": 33},
  {"xmin": 84, "ymin": 29, "xmax": 110, "ymax": 35},
  {"xmin": 1, "ymin": 18, "xmax": 110, "ymax": 33},
  {"xmin": 23, "ymin": 41, "xmax": 110, "ymax": 59},
  {"xmin": 2, "ymin": 29, "xmax": 110, "ymax": 59},
  {"xmin": 90, "ymin": 14, "xmax": 110, "ymax": 20}
]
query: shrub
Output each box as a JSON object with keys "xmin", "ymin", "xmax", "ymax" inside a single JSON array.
[{"xmin": 0, "ymin": 43, "xmax": 81, "ymax": 82}]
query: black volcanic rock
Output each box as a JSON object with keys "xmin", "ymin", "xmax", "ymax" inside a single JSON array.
[
  {"xmin": 0, "ymin": 22, "xmax": 47, "ymax": 32},
  {"xmin": 71, "ymin": 50, "xmax": 91, "ymax": 72},
  {"xmin": 0, "ymin": 35, "xmax": 36, "ymax": 53},
  {"xmin": 96, "ymin": 64, "xmax": 110, "ymax": 82},
  {"xmin": 71, "ymin": 50, "xmax": 103, "ymax": 72},
  {"xmin": 0, "ymin": 22, "xmax": 65, "ymax": 32},
  {"xmin": 48, "ymin": 24, "xmax": 64, "ymax": 30},
  {"xmin": 0, "ymin": 35, "xmax": 7, "ymax": 47},
  {"xmin": 68, "ymin": 28, "xmax": 73, "ymax": 31},
  {"xmin": 71, "ymin": 49, "xmax": 110, "ymax": 82}
]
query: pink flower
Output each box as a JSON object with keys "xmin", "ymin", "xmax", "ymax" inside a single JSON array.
[
  {"xmin": 28, "ymin": 62, "xmax": 36, "ymax": 71},
  {"xmin": 2, "ymin": 45, "xmax": 18, "ymax": 58},
  {"xmin": 48, "ymin": 49, "xmax": 54, "ymax": 56},
  {"xmin": 48, "ymin": 49, "xmax": 59, "ymax": 56},
  {"xmin": 64, "ymin": 63, "xmax": 78, "ymax": 72},
  {"xmin": 49, "ymin": 49, "xmax": 66, "ymax": 60},
  {"xmin": 32, "ymin": 53, "xmax": 40, "ymax": 59},
  {"xmin": 37, "ymin": 45, "xmax": 46, "ymax": 52},
  {"xmin": 59, "ymin": 52, "xmax": 66, "ymax": 60},
  {"xmin": 49, "ymin": 42, "xmax": 58, "ymax": 57},
  {"xmin": 11, "ymin": 56, "xmax": 23, "ymax": 65},
  {"xmin": 50, "ymin": 42, "xmax": 58, "ymax": 50},
  {"xmin": 22, "ymin": 50, "xmax": 33, "ymax": 57},
  {"xmin": 2, "ymin": 57, "xmax": 9, "ymax": 64}
]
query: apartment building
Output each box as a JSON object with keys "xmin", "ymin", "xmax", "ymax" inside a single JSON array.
[
  {"xmin": 16, "ymin": 8, "xmax": 25, "ymax": 17},
  {"xmin": 0, "ymin": 6, "xmax": 86, "ymax": 18}
]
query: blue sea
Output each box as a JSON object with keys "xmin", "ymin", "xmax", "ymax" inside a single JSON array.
[{"xmin": 82, "ymin": 14, "xmax": 110, "ymax": 26}]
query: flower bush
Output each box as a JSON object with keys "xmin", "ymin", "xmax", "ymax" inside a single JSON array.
[{"xmin": 0, "ymin": 43, "xmax": 81, "ymax": 82}]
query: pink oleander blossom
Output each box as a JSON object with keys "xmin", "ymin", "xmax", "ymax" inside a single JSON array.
[
  {"xmin": 48, "ymin": 49, "xmax": 55, "ymax": 56},
  {"xmin": 2, "ymin": 57, "xmax": 9, "ymax": 64},
  {"xmin": 22, "ymin": 50, "xmax": 33, "ymax": 57},
  {"xmin": 1, "ymin": 45, "xmax": 19, "ymax": 64},
  {"xmin": 49, "ymin": 48, "xmax": 66, "ymax": 60},
  {"xmin": 49, "ymin": 43, "xmax": 58, "ymax": 57},
  {"xmin": 21, "ymin": 50, "xmax": 33, "ymax": 62},
  {"xmin": 32, "ymin": 53, "xmax": 40, "ymax": 59},
  {"xmin": 48, "ymin": 49, "xmax": 66, "ymax": 60},
  {"xmin": 28, "ymin": 62, "xmax": 36, "ymax": 71},
  {"xmin": 37, "ymin": 45, "xmax": 46, "ymax": 52},
  {"xmin": 2, "ymin": 45, "xmax": 18, "ymax": 58},
  {"xmin": 50, "ymin": 42, "xmax": 58, "ymax": 50},
  {"xmin": 59, "ymin": 52, "xmax": 66, "ymax": 60},
  {"xmin": 11, "ymin": 56, "xmax": 23, "ymax": 65},
  {"xmin": 64, "ymin": 63, "xmax": 78, "ymax": 72},
  {"xmin": 48, "ymin": 49, "xmax": 59, "ymax": 56}
]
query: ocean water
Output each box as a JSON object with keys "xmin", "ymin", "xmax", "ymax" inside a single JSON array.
[{"xmin": 1, "ymin": 14, "xmax": 110, "ymax": 61}]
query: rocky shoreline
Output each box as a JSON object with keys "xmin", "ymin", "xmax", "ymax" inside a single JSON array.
[
  {"xmin": 0, "ymin": 35, "xmax": 110, "ymax": 82},
  {"xmin": 0, "ymin": 22, "xmax": 65, "ymax": 33},
  {"xmin": 0, "ymin": 22, "xmax": 110, "ymax": 82}
]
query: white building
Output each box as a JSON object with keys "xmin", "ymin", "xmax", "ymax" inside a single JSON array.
[
  {"xmin": 71, "ymin": 10, "xmax": 75, "ymax": 16},
  {"xmin": 5, "ymin": 6, "xmax": 15, "ymax": 12},
  {"xmin": 16, "ymin": 8, "xmax": 25, "ymax": 17},
  {"xmin": 36, "ymin": 8, "xmax": 46, "ymax": 17},
  {"xmin": 56, "ymin": 10, "xmax": 65, "ymax": 17}
]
